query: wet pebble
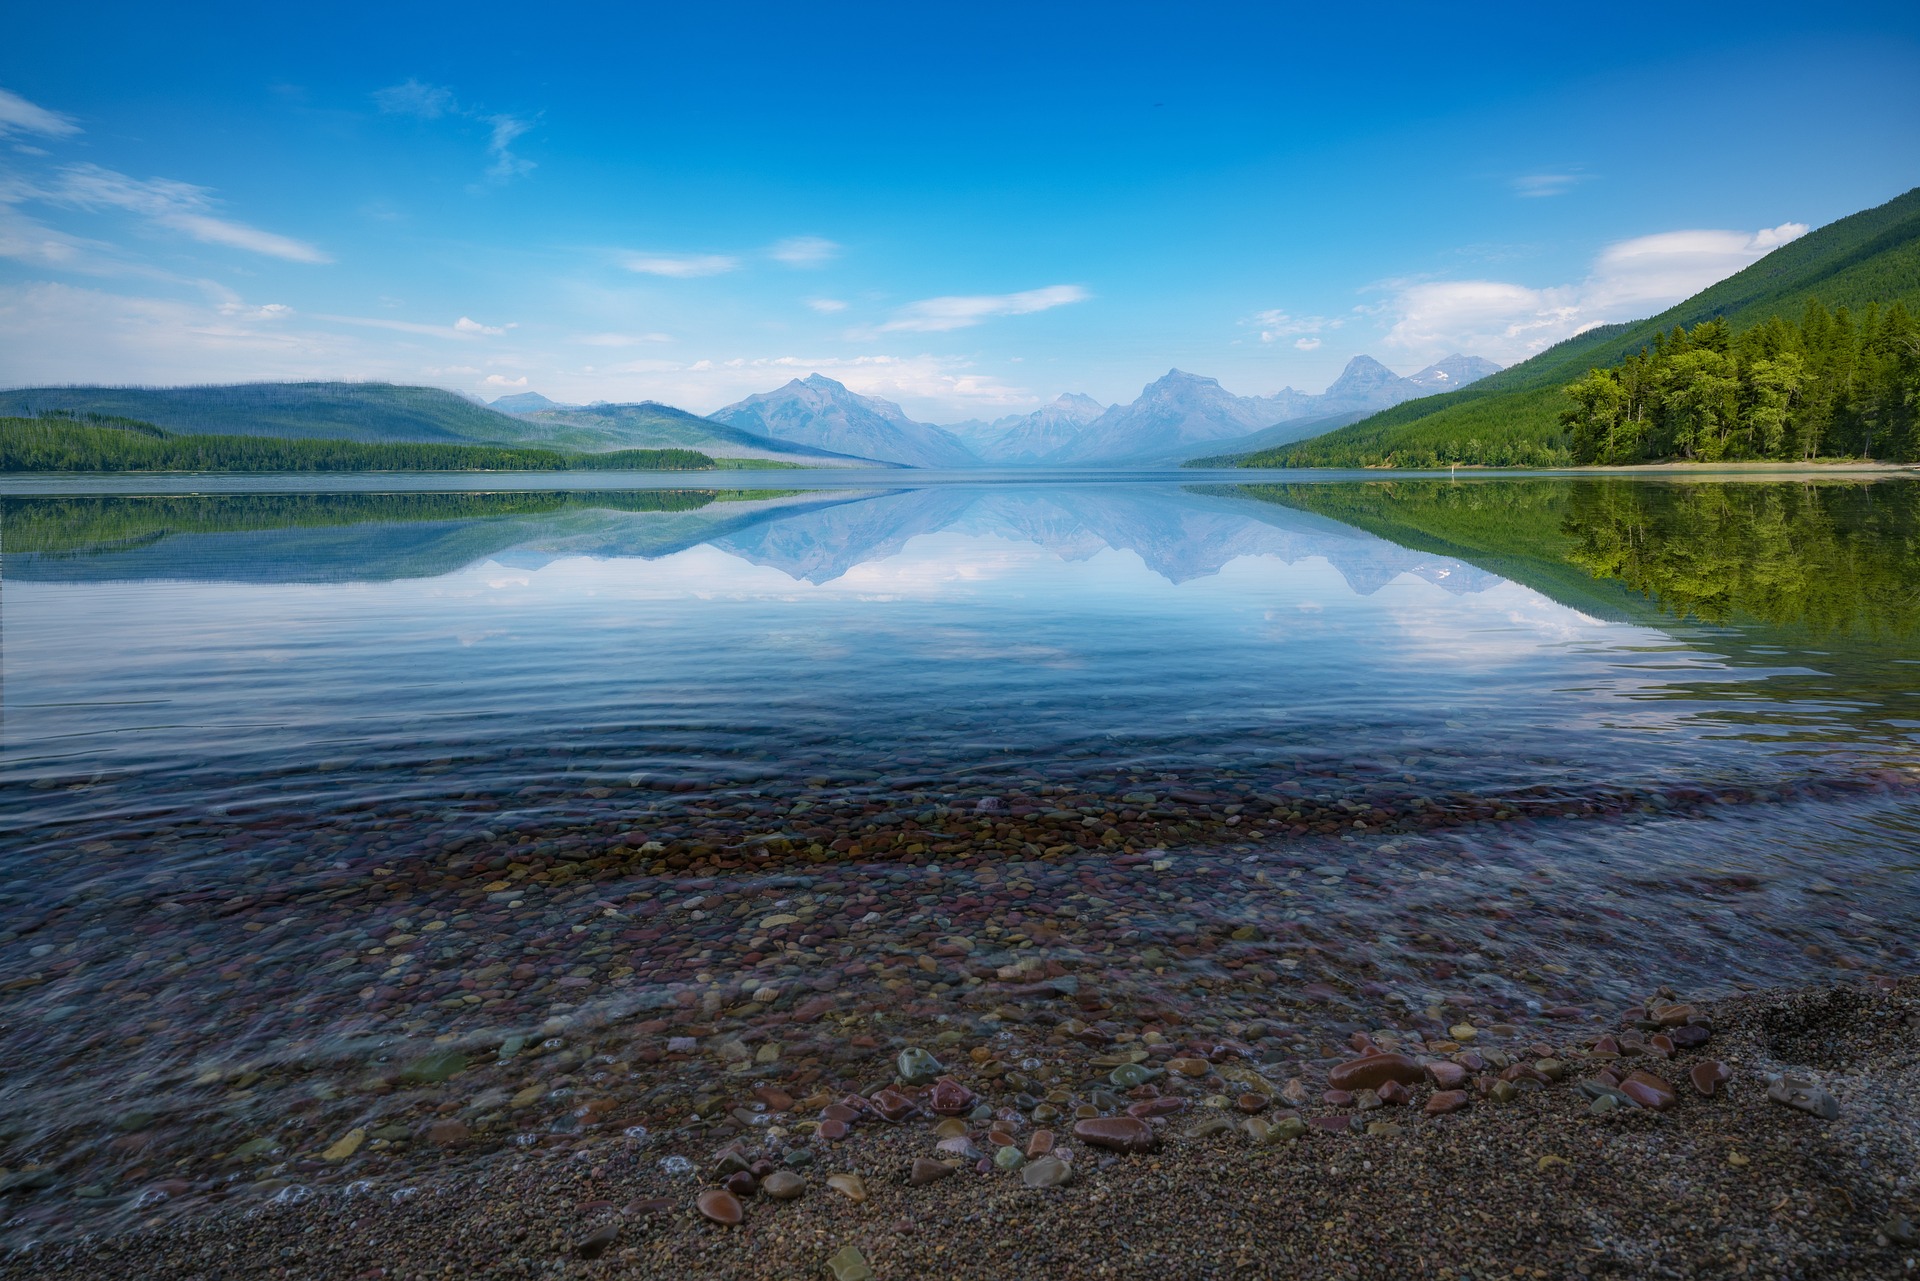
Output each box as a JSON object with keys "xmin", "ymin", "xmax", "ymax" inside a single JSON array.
[
  {"xmin": 1071, "ymin": 1116, "xmax": 1157, "ymax": 1153},
  {"xmin": 696, "ymin": 1188, "xmax": 743, "ymax": 1225},
  {"xmin": 762, "ymin": 1171, "xmax": 807, "ymax": 1200}
]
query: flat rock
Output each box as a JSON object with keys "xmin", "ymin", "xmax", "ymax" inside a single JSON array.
[
  {"xmin": 1424, "ymin": 1090, "xmax": 1470, "ymax": 1115},
  {"xmin": 1328, "ymin": 1053, "xmax": 1424, "ymax": 1091},
  {"xmin": 910, "ymin": 1158, "xmax": 953, "ymax": 1186},
  {"xmin": 1424, "ymin": 1061, "xmax": 1468, "ymax": 1090},
  {"xmin": 1766, "ymin": 1076, "xmax": 1840, "ymax": 1120},
  {"xmin": 1072, "ymin": 1116, "xmax": 1157, "ymax": 1153},
  {"xmin": 1619, "ymin": 1071, "xmax": 1677, "ymax": 1112}
]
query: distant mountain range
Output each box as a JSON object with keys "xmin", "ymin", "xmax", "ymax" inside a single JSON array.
[
  {"xmin": 693, "ymin": 354, "xmax": 1499, "ymax": 466},
  {"xmin": 0, "ymin": 350, "xmax": 1500, "ymax": 469}
]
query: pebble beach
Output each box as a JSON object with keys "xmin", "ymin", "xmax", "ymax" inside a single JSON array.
[{"xmin": 6, "ymin": 979, "xmax": 1915, "ymax": 1279}]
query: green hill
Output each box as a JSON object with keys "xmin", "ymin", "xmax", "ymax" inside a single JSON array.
[
  {"xmin": 1220, "ymin": 185, "xmax": 1920, "ymax": 469},
  {"xmin": 0, "ymin": 382, "xmax": 540, "ymax": 445}
]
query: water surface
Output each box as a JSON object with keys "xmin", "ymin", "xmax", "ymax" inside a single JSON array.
[{"xmin": 1, "ymin": 475, "xmax": 1915, "ymax": 1238}]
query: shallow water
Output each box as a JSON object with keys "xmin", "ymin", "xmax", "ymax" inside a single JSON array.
[{"xmin": 1, "ymin": 475, "xmax": 1916, "ymax": 1239}]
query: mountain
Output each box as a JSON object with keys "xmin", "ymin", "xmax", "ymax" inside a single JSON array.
[
  {"xmin": 1406, "ymin": 354, "xmax": 1503, "ymax": 393},
  {"xmin": 947, "ymin": 393, "xmax": 1108, "ymax": 462},
  {"xmin": 490, "ymin": 391, "xmax": 571, "ymax": 414},
  {"xmin": 1039, "ymin": 356, "xmax": 1499, "ymax": 464},
  {"xmin": 1250, "ymin": 185, "xmax": 1920, "ymax": 468},
  {"xmin": 498, "ymin": 400, "xmax": 886, "ymax": 465},
  {"xmin": 0, "ymin": 382, "xmax": 536, "ymax": 445},
  {"xmin": 711, "ymin": 374, "xmax": 979, "ymax": 468},
  {"xmin": 1041, "ymin": 370, "xmax": 1279, "ymax": 463}
]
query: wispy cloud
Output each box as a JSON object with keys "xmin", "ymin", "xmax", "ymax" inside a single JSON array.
[
  {"xmin": 481, "ymin": 373, "xmax": 527, "ymax": 388},
  {"xmin": 373, "ymin": 80, "xmax": 537, "ymax": 184},
  {"xmin": 1245, "ymin": 308, "xmax": 1343, "ymax": 343},
  {"xmin": 1511, "ymin": 172, "xmax": 1591, "ymax": 198},
  {"xmin": 372, "ymin": 79, "xmax": 458, "ymax": 120},
  {"xmin": 576, "ymin": 331, "xmax": 674, "ymax": 346},
  {"xmin": 1294, "ymin": 337, "xmax": 1320, "ymax": 350},
  {"xmin": 32, "ymin": 163, "xmax": 330, "ymax": 263},
  {"xmin": 0, "ymin": 88, "xmax": 82, "ymax": 139},
  {"xmin": 770, "ymin": 235, "xmax": 840, "ymax": 268},
  {"xmin": 622, "ymin": 251, "xmax": 740, "ymax": 278},
  {"xmin": 315, "ymin": 313, "xmax": 508, "ymax": 338},
  {"xmin": 1381, "ymin": 222, "xmax": 1810, "ymax": 362},
  {"xmin": 867, "ymin": 284, "xmax": 1089, "ymax": 334},
  {"xmin": 806, "ymin": 298, "xmax": 848, "ymax": 313},
  {"xmin": 484, "ymin": 115, "xmax": 536, "ymax": 183}
]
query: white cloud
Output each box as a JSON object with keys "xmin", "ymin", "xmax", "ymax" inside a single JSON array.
[
  {"xmin": 1511, "ymin": 172, "xmax": 1589, "ymax": 198},
  {"xmin": 622, "ymin": 251, "xmax": 740, "ymax": 278},
  {"xmin": 32, "ymin": 163, "xmax": 330, "ymax": 263},
  {"xmin": 218, "ymin": 300, "xmax": 293, "ymax": 319},
  {"xmin": 576, "ymin": 331, "xmax": 673, "ymax": 346},
  {"xmin": 1246, "ymin": 308, "xmax": 1342, "ymax": 342},
  {"xmin": 0, "ymin": 88, "xmax": 81, "ymax": 140},
  {"xmin": 315, "ymin": 313, "xmax": 488, "ymax": 338},
  {"xmin": 1294, "ymin": 337, "xmax": 1320, "ymax": 351},
  {"xmin": 373, "ymin": 79, "xmax": 458, "ymax": 119},
  {"xmin": 867, "ymin": 284, "xmax": 1089, "ymax": 334},
  {"xmin": 481, "ymin": 373, "xmax": 527, "ymax": 388},
  {"xmin": 484, "ymin": 114, "xmax": 535, "ymax": 183},
  {"xmin": 1381, "ymin": 221, "xmax": 1810, "ymax": 363},
  {"xmin": 770, "ymin": 235, "xmax": 840, "ymax": 267},
  {"xmin": 807, "ymin": 298, "xmax": 848, "ymax": 313},
  {"xmin": 454, "ymin": 315, "xmax": 507, "ymax": 335}
]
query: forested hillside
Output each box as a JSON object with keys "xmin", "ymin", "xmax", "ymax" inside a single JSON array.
[
  {"xmin": 1224, "ymin": 185, "xmax": 1920, "ymax": 468},
  {"xmin": 0, "ymin": 382, "xmax": 535, "ymax": 444},
  {"xmin": 0, "ymin": 416, "xmax": 717, "ymax": 472}
]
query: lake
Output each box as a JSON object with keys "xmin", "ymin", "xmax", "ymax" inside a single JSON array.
[{"xmin": 1, "ymin": 472, "xmax": 1917, "ymax": 1240}]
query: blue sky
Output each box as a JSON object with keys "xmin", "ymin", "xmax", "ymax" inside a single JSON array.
[{"xmin": 2, "ymin": 1, "xmax": 1917, "ymax": 421}]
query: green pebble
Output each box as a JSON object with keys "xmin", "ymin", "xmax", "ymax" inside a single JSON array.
[
  {"xmin": 896, "ymin": 1047, "xmax": 943, "ymax": 1086},
  {"xmin": 993, "ymin": 1145, "xmax": 1025, "ymax": 1171},
  {"xmin": 826, "ymin": 1245, "xmax": 876, "ymax": 1281},
  {"xmin": 398, "ymin": 1049, "xmax": 468, "ymax": 1085},
  {"xmin": 1108, "ymin": 1063, "xmax": 1163, "ymax": 1088}
]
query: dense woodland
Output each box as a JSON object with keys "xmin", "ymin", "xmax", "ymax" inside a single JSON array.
[
  {"xmin": 0, "ymin": 416, "xmax": 717, "ymax": 473},
  {"xmin": 1561, "ymin": 302, "xmax": 1920, "ymax": 464},
  {"xmin": 1228, "ymin": 477, "xmax": 1920, "ymax": 638}
]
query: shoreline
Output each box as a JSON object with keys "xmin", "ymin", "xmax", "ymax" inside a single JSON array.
[{"xmin": 7, "ymin": 978, "xmax": 1914, "ymax": 1279}]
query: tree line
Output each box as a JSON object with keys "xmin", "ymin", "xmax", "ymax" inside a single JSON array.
[
  {"xmin": 0, "ymin": 417, "xmax": 717, "ymax": 473},
  {"xmin": 1561, "ymin": 301, "xmax": 1920, "ymax": 464}
]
